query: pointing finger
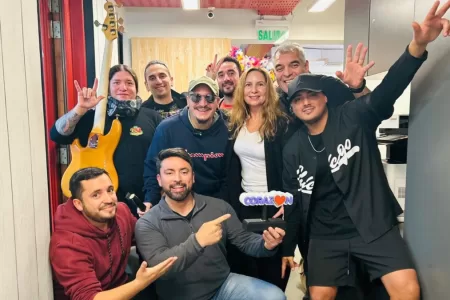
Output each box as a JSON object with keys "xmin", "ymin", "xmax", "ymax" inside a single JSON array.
[{"xmin": 211, "ymin": 214, "xmax": 231, "ymax": 225}]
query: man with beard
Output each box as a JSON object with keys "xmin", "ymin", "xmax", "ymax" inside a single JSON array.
[
  {"xmin": 143, "ymin": 76, "xmax": 228, "ymax": 209},
  {"xmin": 136, "ymin": 148, "xmax": 287, "ymax": 300},
  {"xmin": 49, "ymin": 167, "xmax": 177, "ymax": 300},
  {"xmin": 141, "ymin": 60, "xmax": 187, "ymax": 119},
  {"xmin": 206, "ymin": 55, "xmax": 242, "ymax": 110}
]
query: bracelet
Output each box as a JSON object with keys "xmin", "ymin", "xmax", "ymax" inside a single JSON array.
[{"xmin": 348, "ymin": 78, "xmax": 366, "ymax": 93}]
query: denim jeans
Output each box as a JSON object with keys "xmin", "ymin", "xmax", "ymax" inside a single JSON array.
[{"xmin": 212, "ymin": 273, "xmax": 286, "ymax": 300}]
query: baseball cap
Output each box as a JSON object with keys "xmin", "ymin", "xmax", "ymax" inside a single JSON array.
[
  {"xmin": 188, "ymin": 76, "xmax": 219, "ymax": 96},
  {"xmin": 287, "ymin": 74, "xmax": 327, "ymax": 103}
]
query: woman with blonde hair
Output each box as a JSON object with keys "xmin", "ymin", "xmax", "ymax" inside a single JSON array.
[{"xmin": 223, "ymin": 67, "xmax": 291, "ymax": 291}]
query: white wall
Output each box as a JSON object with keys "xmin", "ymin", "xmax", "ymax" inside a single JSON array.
[
  {"xmin": 0, "ymin": 0, "xmax": 53, "ymax": 299},
  {"xmin": 119, "ymin": 0, "xmax": 345, "ymax": 66}
]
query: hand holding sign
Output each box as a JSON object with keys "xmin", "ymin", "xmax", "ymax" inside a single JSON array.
[
  {"xmin": 195, "ymin": 214, "xmax": 231, "ymax": 247},
  {"xmin": 239, "ymin": 191, "xmax": 293, "ymax": 233},
  {"xmin": 263, "ymin": 227, "xmax": 285, "ymax": 250}
]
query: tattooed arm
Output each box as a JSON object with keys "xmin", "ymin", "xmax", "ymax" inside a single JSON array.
[{"xmin": 54, "ymin": 107, "xmax": 86, "ymax": 136}]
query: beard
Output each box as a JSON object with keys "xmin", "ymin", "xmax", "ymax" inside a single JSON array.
[
  {"xmin": 83, "ymin": 203, "xmax": 116, "ymax": 223},
  {"xmin": 220, "ymin": 81, "xmax": 235, "ymax": 97},
  {"xmin": 163, "ymin": 183, "xmax": 192, "ymax": 202}
]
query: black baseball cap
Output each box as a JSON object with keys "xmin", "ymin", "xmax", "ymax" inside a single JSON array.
[{"xmin": 287, "ymin": 74, "xmax": 355, "ymax": 107}]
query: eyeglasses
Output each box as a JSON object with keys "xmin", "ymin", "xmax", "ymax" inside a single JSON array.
[{"xmin": 188, "ymin": 92, "xmax": 216, "ymax": 103}]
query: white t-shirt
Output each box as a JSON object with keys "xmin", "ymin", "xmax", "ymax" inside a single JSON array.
[{"xmin": 233, "ymin": 125, "xmax": 268, "ymax": 193}]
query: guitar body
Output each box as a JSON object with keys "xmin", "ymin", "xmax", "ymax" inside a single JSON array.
[
  {"xmin": 61, "ymin": 119, "xmax": 122, "ymax": 197},
  {"xmin": 60, "ymin": 0, "xmax": 126, "ymax": 198}
]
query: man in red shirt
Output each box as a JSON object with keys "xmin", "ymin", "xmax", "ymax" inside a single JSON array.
[{"xmin": 50, "ymin": 167, "xmax": 176, "ymax": 300}]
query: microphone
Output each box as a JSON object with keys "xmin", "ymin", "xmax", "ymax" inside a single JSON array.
[
  {"xmin": 125, "ymin": 193, "xmax": 146, "ymax": 212},
  {"xmin": 239, "ymin": 191, "xmax": 293, "ymax": 233}
]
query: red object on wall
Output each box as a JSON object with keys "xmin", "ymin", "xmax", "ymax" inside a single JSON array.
[
  {"xmin": 62, "ymin": 0, "xmax": 87, "ymax": 110},
  {"xmin": 120, "ymin": 0, "xmax": 301, "ymax": 16},
  {"xmin": 39, "ymin": 0, "xmax": 88, "ymax": 229},
  {"xmin": 39, "ymin": 0, "xmax": 60, "ymax": 229}
]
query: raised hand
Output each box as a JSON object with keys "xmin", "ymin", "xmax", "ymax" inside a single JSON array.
[
  {"xmin": 195, "ymin": 214, "xmax": 231, "ymax": 247},
  {"xmin": 263, "ymin": 227, "xmax": 285, "ymax": 250},
  {"xmin": 135, "ymin": 257, "xmax": 177, "ymax": 288},
  {"xmin": 74, "ymin": 78, "xmax": 104, "ymax": 114},
  {"xmin": 336, "ymin": 43, "xmax": 375, "ymax": 89},
  {"xmin": 205, "ymin": 54, "xmax": 222, "ymax": 80},
  {"xmin": 412, "ymin": 0, "xmax": 450, "ymax": 46}
]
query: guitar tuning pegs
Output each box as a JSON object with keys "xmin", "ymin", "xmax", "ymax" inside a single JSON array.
[
  {"xmin": 118, "ymin": 26, "xmax": 125, "ymax": 33},
  {"xmin": 118, "ymin": 17, "xmax": 124, "ymax": 25},
  {"xmin": 94, "ymin": 20, "xmax": 102, "ymax": 27}
]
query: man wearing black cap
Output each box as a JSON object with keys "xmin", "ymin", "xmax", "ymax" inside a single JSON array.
[{"xmin": 282, "ymin": 2, "xmax": 450, "ymax": 299}]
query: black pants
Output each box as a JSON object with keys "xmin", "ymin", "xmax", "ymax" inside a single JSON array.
[{"xmin": 227, "ymin": 243, "xmax": 290, "ymax": 291}]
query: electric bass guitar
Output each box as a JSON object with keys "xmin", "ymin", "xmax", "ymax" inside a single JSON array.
[{"xmin": 61, "ymin": 0, "xmax": 124, "ymax": 197}]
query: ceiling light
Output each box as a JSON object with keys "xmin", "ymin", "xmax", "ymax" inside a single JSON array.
[
  {"xmin": 182, "ymin": 0, "xmax": 200, "ymax": 10},
  {"xmin": 308, "ymin": 0, "xmax": 336, "ymax": 12}
]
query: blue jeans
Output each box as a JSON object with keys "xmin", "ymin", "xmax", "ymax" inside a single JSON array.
[{"xmin": 212, "ymin": 273, "xmax": 286, "ymax": 300}]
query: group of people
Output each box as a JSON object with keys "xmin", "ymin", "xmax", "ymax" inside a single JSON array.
[{"xmin": 48, "ymin": 2, "xmax": 450, "ymax": 299}]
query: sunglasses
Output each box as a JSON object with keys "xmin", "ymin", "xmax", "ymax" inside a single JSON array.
[{"xmin": 188, "ymin": 92, "xmax": 216, "ymax": 104}]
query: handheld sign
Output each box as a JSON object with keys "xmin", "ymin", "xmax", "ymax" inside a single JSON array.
[{"xmin": 239, "ymin": 191, "xmax": 293, "ymax": 233}]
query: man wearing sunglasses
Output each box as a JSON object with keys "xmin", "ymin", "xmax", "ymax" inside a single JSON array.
[{"xmin": 143, "ymin": 76, "xmax": 228, "ymax": 209}]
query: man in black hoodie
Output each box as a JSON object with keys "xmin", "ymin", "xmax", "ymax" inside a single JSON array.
[{"xmin": 141, "ymin": 60, "xmax": 187, "ymax": 119}]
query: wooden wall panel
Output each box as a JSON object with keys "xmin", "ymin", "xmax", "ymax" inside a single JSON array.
[
  {"xmin": 131, "ymin": 37, "xmax": 231, "ymax": 100},
  {"xmin": 0, "ymin": 0, "xmax": 53, "ymax": 298}
]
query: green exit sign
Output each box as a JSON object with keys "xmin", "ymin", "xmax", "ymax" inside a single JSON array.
[{"xmin": 257, "ymin": 29, "xmax": 288, "ymax": 42}]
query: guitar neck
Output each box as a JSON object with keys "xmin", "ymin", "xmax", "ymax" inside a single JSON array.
[{"xmin": 92, "ymin": 39, "xmax": 114, "ymax": 135}]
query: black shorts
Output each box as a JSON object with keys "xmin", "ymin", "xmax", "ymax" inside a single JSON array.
[{"xmin": 307, "ymin": 226, "xmax": 415, "ymax": 287}]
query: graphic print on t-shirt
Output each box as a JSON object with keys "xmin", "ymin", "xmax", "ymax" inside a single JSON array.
[
  {"xmin": 297, "ymin": 165, "xmax": 315, "ymax": 194},
  {"xmin": 328, "ymin": 139, "xmax": 360, "ymax": 173}
]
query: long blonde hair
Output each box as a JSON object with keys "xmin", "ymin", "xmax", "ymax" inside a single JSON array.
[{"xmin": 228, "ymin": 67, "xmax": 287, "ymax": 140}]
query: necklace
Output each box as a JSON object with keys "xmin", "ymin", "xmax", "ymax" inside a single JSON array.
[{"xmin": 308, "ymin": 135, "xmax": 325, "ymax": 153}]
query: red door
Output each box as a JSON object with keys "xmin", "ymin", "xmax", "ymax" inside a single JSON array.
[{"xmin": 38, "ymin": 0, "xmax": 87, "ymax": 230}]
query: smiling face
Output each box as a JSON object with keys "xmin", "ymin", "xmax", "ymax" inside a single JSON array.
[
  {"xmin": 290, "ymin": 90, "xmax": 328, "ymax": 124},
  {"xmin": 244, "ymin": 70, "xmax": 267, "ymax": 108},
  {"xmin": 73, "ymin": 174, "xmax": 118, "ymax": 226},
  {"xmin": 187, "ymin": 84, "xmax": 218, "ymax": 128},
  {"xmin": 109, "ymin": 70, "xmax": 137, "ymax": 100},
  {"xmin": 157, "ymin": 156, "xmax": 194, "ymax": 202},
  {"xmin": 145, "ymin": 63, "xmax": 173, "ymax": 99},
  {"xmin": 274, "ymin": 51, "xmax": 310, "ymax": 93},
  {"xmin": 217, "ymin": 61, "xmax": 240, "ymax": 97}
]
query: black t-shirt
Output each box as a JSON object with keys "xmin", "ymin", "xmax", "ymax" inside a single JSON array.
[
  {"xmin": 144, "ymin": 100, "xmax": 182, "ymax": 119},
  {"xmin": 308, "ymin": 134, "xmax": 359, "ymax": 239}
]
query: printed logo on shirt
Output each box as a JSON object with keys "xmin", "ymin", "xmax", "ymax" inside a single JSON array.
[
  {"xmin": 130, "ymin": 126, "xmax": 143, "ymax": 136},
  {"xmin": 328, "ymin": 139, "xmax": 360, "ymax": 173},
  {"xmin": 297, "ymin": 165, "xmax": 314, "ymax": 195},
  {"xmin": 187, "ymin": 150, "xmax": 224, "ymax": 161}
]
